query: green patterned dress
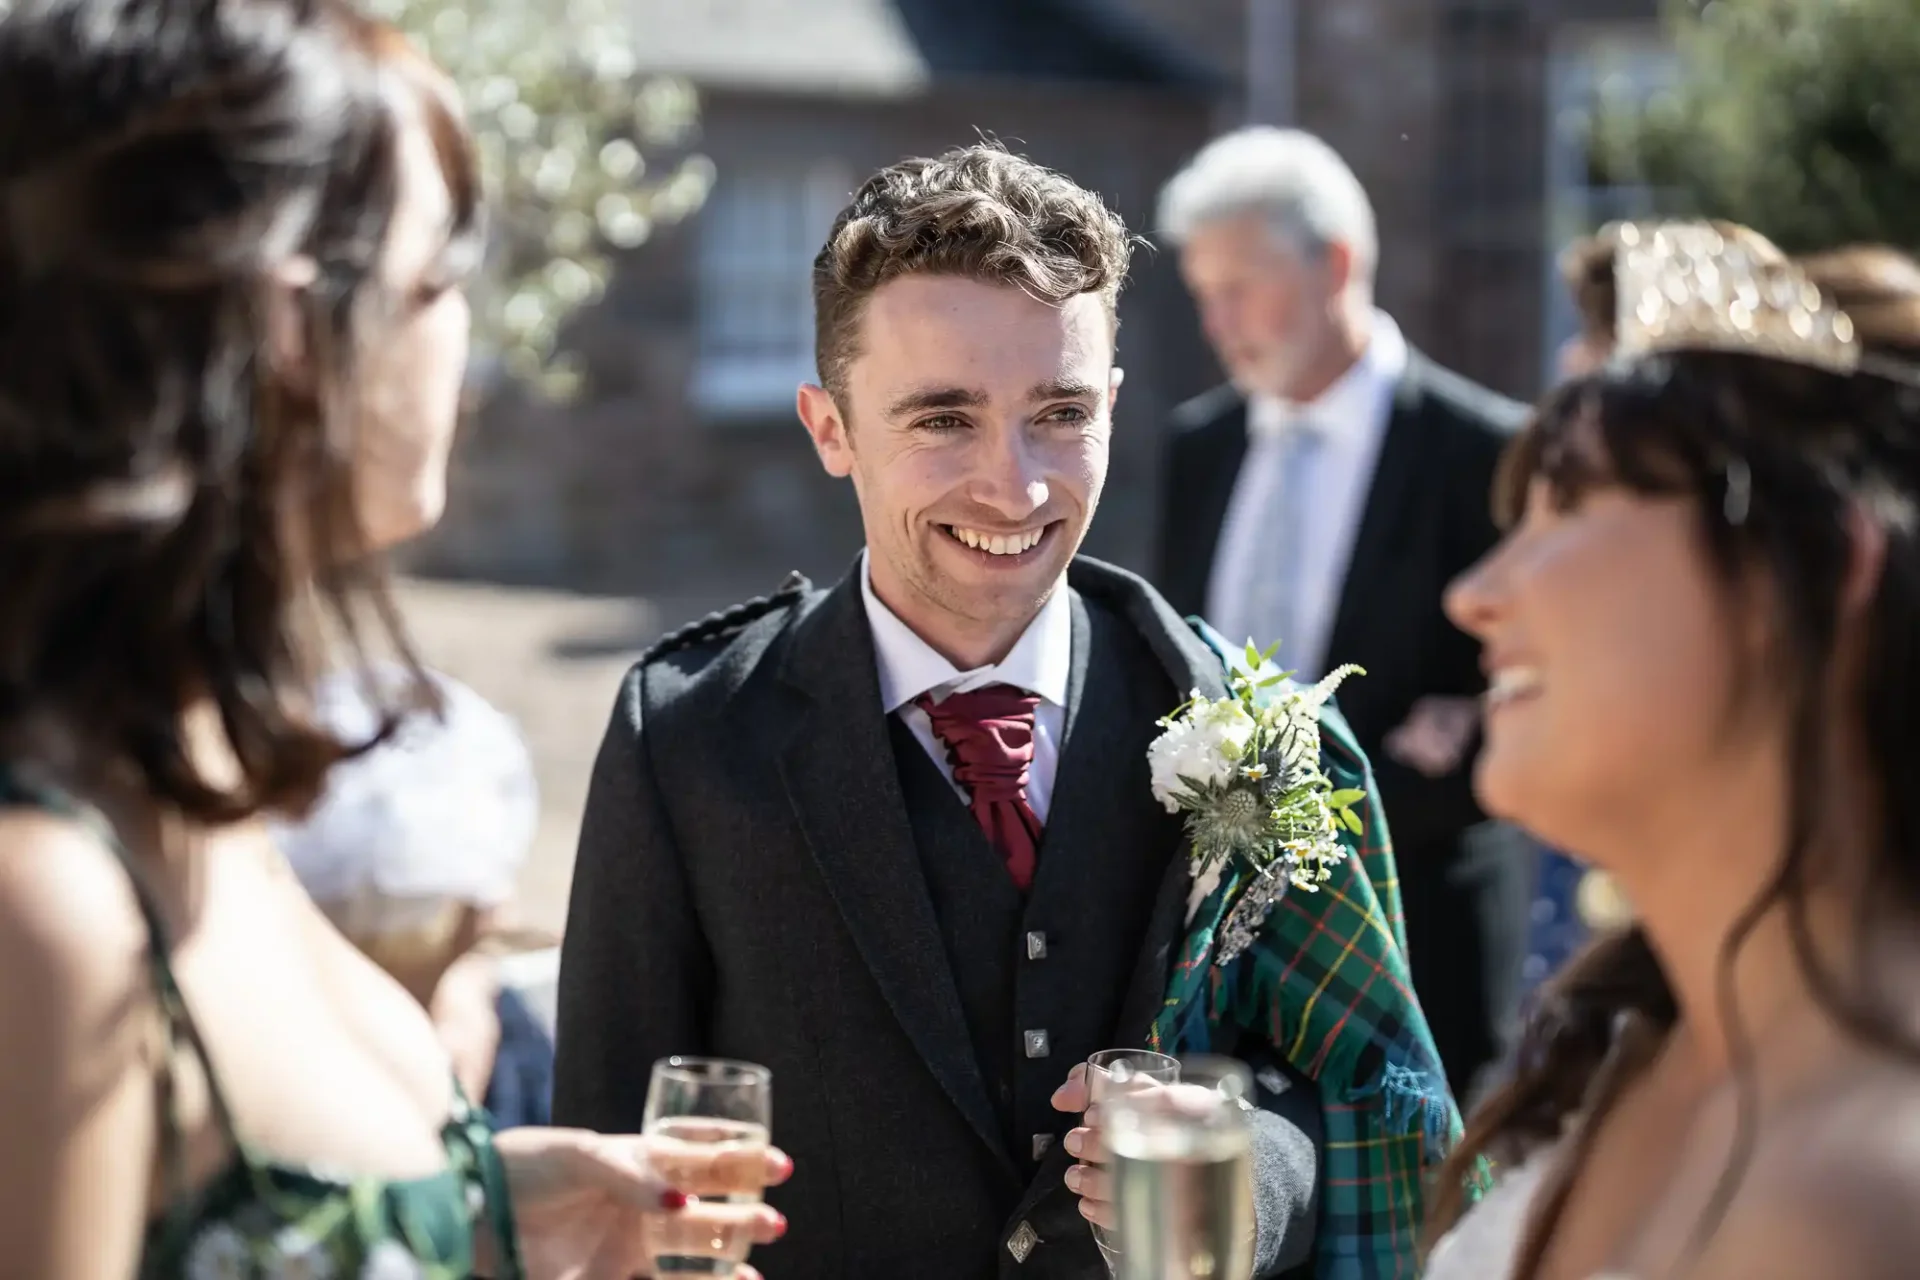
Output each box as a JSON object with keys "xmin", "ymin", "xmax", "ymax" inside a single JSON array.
[{"xmin": 0, "ymin": 768, "xmax": 526, "ymax": 1280}]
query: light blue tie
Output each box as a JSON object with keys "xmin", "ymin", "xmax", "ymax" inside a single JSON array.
[{"xmin": 1238, "ymin": 420, "xmax": 1321, "ymax": 676}]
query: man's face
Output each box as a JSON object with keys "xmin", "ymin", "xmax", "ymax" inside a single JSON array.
[
  {"xmin": 799, "ymin": 275, "xmax": 1118, "ymax": 651},
  {"xmin": 1177, "ymin": 213, "xmax": 1342, "ymax": 399}
]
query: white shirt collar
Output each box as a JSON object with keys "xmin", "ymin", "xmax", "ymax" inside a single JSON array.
[
  {"xmin": 859, "ymin": 551, "xmax": 1073, "ymax": 714},
  {"xmin": 1249, "ymin": 308, "xmax": 1409, "ymax": 442}
]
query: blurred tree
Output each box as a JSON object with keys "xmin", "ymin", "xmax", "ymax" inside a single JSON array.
[
  {"xmin": 0, "ymin": 0, "xmax": 712, "ymax": 399},
  {"xmin": 371, "ymin": 0, "xmax": 716, "ymax": 401},
  {"xmin": 1599, "ymin": 0, "xmax": 1920, "ymax": 255}
]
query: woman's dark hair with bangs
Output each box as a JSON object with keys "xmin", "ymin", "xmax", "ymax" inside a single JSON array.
[
  {"xmin": 0, "ymin": 0, "xmax": 484, "ymax": 823},
  {"xmin": 1427, "ymin": 250, "xmax": 1920, "ymax": 1272}
]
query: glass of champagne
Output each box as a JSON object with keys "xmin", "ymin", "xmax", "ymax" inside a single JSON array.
[
  {"xmin": 1104, "ymin": 1056, "xmax": 1257, "ymax": 1280},
  {"xmin": 1084, "ymin": 1049, "xmax": 1181, "ymax": 1274},
  {"xmin": 642, "ymin": 1056, "xmax": 774, "ymax": 1276}
]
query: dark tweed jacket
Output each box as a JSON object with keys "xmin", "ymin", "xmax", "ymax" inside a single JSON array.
[{"xmin": 553, "ymin": 558, "xmax": 1322, "ymax": 1279}]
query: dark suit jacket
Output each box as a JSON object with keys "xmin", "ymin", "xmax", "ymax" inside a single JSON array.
[
  {"xmin": 553, "ymin": 558, "xmax": 1321, "ymax": 1279},
  {"xmin": 1154, "ymin": 352, "xmax": 1533, "ymax": 1095}
]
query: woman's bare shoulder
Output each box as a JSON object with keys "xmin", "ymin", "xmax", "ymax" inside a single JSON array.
[
  {"xmin": 0, "ymin": 810, "xmax": 171, "ymax": 1275},
  {"xmin": 0, "ymin": 808, "xmax": 156, "ymax": 1046},
  {"xmin": 1685, "ymin": 1074, "xmax": 1920, "ymax": 1280}
]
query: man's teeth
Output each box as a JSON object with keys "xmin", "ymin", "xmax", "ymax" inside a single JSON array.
[
  {"xmin": 949, "ymin": 526, "xmax": 1046, "ymax": 556},
  {"xmin": 1486, "ymin": 667, "xmax": 1543, "ymax": 705}
]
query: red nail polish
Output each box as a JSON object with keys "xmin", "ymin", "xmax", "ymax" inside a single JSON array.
[
  {"xmin": 660, "ymin": 1190, "xmax": 688, "ymax": 1211},
  {"xmin": 775, "ymin": 1152, "xmax": 795, "ymax": 1178},
  {"xmin": 771, "ymin": 1212, "xmax": 789, "ymax": 1238}
]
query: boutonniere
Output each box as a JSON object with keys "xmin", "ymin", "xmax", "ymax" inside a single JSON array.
[{"xmin": 1148, "ymin": 642, "xmax": 1366, "ymax": 964}]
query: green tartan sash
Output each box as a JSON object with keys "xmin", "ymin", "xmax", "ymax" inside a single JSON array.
[{"xmin": 1148, "ymin": 621, "xmax": 1482, "ymax": 1279}]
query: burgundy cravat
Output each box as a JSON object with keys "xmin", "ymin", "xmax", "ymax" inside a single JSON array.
[{"xmin": 916, "ymin": 684, "xmax": 1044, "ymax": 890}]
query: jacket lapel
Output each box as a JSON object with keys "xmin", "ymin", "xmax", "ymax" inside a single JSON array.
[
  {"xmin": 773, "ymin": 574, "xmax": 1012, "ymax": 1174},
  {"xmin": 1057, "ymin": 562, "xmax": 1236, "ymax": 1044},
  {"xmin": 1029, "ymin": 592, "xmax": 1182, "ymax": 1046},
  {"xmin": 1115, "ymin": 854, "xmax": 1198, "ymax": 1044},
  {"xmin": 1323, "ymin": 356, "xmax": 1429, "ymax": 669}
]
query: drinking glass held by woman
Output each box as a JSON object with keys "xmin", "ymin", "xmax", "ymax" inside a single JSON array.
[{"xmin": 0, "ymin": 1, "xmax": 788, "ymax": 1276}]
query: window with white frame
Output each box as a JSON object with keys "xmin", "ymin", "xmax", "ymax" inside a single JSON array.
[
  {"xmin": 1541, "ymin": 29, "xmax": 1676, "ymax": 386},
  {"xmin": 694, "ymin": 159, "xmax": 852, "ymax": 419}
]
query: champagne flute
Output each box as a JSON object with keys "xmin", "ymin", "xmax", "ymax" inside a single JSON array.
[
  {"xmin": 1105, "ymin": 1056, "xmax": 1257, "ymax": 1280},
  {"xmin": 642, "ymin": 1056, "xmax": 774, "ymax": 1276},
  {"xmin": 1084, "ymin": 1049, "xmax": 1181, "ymax": 1273}
]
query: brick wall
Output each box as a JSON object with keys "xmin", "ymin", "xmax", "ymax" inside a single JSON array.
[{"xmin": 1120, "ymin": 0, "xmax": 1657, "ymax": 401}]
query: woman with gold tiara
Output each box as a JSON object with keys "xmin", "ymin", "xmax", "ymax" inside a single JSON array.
[{"xmin": 1420, "ymin": 222, "xmax": 1920, "ymax": 1280}]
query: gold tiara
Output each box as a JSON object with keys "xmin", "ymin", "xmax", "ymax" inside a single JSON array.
[{"xmin": 1612, "ymin": 220, "xmax": 1860, "ymax": 375}]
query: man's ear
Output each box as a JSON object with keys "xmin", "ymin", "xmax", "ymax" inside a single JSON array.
[
  {"xmin": 797, "ymin": 383, "xmax": 855, "ymax": 478},
  {"xmin": 1108, "ymin": 366, "xmax": 1126, "ymax": 416},
  {"xmin": 1321, "ymin": 239, "xmax": 1357, "ymax": 302}
]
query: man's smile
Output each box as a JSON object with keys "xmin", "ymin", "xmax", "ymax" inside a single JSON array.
[{"xmin": 938, "ymin": 521, "xmax": 1061, "ymax": 563}]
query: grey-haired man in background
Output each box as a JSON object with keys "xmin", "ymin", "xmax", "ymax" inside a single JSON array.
[{"xmin": 1152, "ymin": 126, "xmax": 1533, "ymax": 1099}]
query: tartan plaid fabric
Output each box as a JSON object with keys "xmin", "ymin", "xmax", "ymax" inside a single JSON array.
[{"xmin": 1148, "ymin": 623, "xmax": 1482, "ymax": 1279}]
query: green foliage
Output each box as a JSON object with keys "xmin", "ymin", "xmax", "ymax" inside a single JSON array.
[
  {"xmin": 364, "ymin": 0, "xmax": 714, "ymax": 400},
  {"xmin": 0, "ymin": 0, "xmax": 712, "ymax": 400},
  {"xmin": 1600, "ymin": 0, "xmax": 1920, "ymax": 255}
]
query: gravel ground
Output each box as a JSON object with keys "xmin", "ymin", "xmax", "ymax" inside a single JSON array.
[{"xmin": 392, "ymin": 574, "xmax": 757, "ymax": 936}]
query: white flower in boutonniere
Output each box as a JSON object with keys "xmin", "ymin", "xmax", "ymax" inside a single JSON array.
[{"xmin": 1148, "ymin": 641, "xmax": 1366, "ymax": 964}]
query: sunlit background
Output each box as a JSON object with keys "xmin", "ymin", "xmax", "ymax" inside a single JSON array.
[
  {"xmin": 11, "ymin": 0, "xmax": 1908, "ymax": 933},
  {"xmin": 409, "ymin": 0, "xmax": 1920, "ymax": 935}
]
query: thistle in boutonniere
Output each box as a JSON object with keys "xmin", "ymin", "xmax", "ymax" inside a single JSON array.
[{"xmin": 1148, "ymin": 641, "xmax": 1366, "ymax": 965}]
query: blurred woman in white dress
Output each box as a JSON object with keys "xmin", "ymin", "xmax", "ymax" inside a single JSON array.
[
  {"xmin": 275, "ymin": 665, "xmax": 558, "ymax": 1125},
  {"xmin": 1421, "ymin": 224, "xmax": 1920, "ymax": 1280}
]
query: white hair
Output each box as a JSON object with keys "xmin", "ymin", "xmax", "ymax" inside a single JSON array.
[{"xmin": 1155, "ymin": 127, "xmax": 1378, "ymax": 284}]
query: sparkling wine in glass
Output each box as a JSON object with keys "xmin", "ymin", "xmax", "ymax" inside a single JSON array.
[
  {"xmin": 1084, "ymin": 1049, "xmax": 1181, "ymax": 1274},
  {"xmin": 1106, "ymin": 1056, "xmax": 1257, "ymax": 1280},
  {"xmin": 642, "ymin": 1056, "xmax": 773, "ymax": 1276}
]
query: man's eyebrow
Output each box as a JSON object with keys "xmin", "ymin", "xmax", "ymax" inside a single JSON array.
[
  {"xmin": 885, "ymin": 386, "xmax": 989, "ymax": 418},
  {"xmin": 1028, "ymin": 378, "xmax": 1103, "ymax": 402}
]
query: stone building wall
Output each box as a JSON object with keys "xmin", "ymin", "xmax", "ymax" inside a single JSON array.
[
  {"xmin": 409, "ymin": 0, "xmax": 1664, "ymax": 595},
  {"xmin": 1121, "ymin": 0, "xmax": 1658, "ymax": 399}
]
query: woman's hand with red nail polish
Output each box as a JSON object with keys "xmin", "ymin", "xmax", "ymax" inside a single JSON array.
[{"xmin": 489, "ymin": 1126, "xmax": 794, "ymax": 1278}]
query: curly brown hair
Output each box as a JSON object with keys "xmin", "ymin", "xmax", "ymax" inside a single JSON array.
[{"xmin": 810, "ymin": 143, "xmax": 1134, "ymax": 407}]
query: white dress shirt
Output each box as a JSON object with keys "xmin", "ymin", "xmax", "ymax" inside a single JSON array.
[
  {"xmin": 860, "ymin": 553, "xmax": 1071, "ymax": 822},
  {"xmin": 1205, "ymin": 309, "xmax": 1408, "ymax": 679}
]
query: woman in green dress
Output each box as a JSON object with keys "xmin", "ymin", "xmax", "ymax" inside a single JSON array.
[{"xmin": 0, "ymin": 1, "xmax": 789, "ymax": 1276}]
